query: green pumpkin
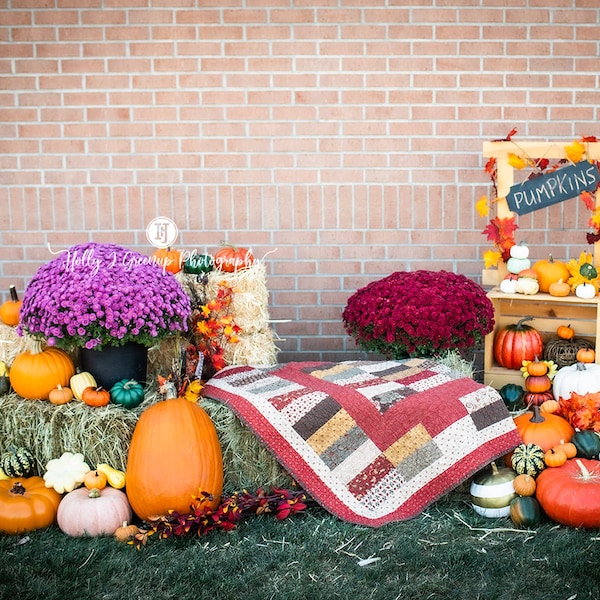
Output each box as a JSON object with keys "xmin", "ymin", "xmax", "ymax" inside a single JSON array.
[
  {"xmin": 580, "ymin": 262, "xmax": 598, "ymax": 280},
  {"xmin": 110, "ymin": 379, "xmax": 145, "ymax": 409},
  {"xmin": 571, "ymin": 430, "xmax": 600, "ymax": 460},
  {"xmin": 0, "ymin": 446, "xmax": 35, "ymax": 478},
  {"xmin": 499, "ymin": 383, "xmax": 525, "ymax": 411},
  {"xmin": 511, "ymin": 443, "xmax": 546, "ymax": 477},
  {"xmin": 510, "ymin": 496, "xmax": 542, "ymax": 528},
  {"xmin": 183, "ymin": 254, "xmax": 214, "ymax": 275}
]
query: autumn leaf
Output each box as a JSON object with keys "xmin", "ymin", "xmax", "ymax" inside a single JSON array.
[
  {"xmin": 475, "ymin": 195, "xmax": 489, "ymax": 217},
  {"xmin": 535, "ymin": 158, "xmax": 549, "ymax": 171},
  {"xmin": 564, "ymin": 139, "xmax": 585, "ymax": 163},
  {"xmin": 582, "ymin": 135, "xmax": 598, "ymax": 143},
  {"xmin": 482, "ymin": 216, "xmax": 518, "ymax": 245},
  {"xmin": 483, "ymin": 249, "xmax": 502, "ymax": 269},
  {"xmin": 508, "ymin": 153, "xmax": 527, "ymax": 169},
  {"xmin": 484, "ymin": 157, "xmax": 496, "ymax": 177},
  {"xmin": 588, "ymin": 207, "xmax": 600, "ymax": 231},
  {"xmin": 581, "ymin": 190, "xmax": 596, "ymax": 211}
]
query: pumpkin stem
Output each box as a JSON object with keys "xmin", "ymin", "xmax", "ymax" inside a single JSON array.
[
  {"xmin": 490, "ymin": 461, "xmax": 499, "ymax": 475},
  {"xmin": 576, "ymin": 362, "xmax": 587, "ymax": 371},
  {"xmin": 529, "ymin": 404, "xmax": 546, "ymax": 424},
  {"xmin": 10, "ymin": 481, "xmax": 26, "ymax": 495},
  {"xmin": 516, "ymin": 316, "xmax": 535, "ymax": 329},
  {"xmin": 9, "ymin": 285, "xmax": 19, "ymax": 303},
  {"xmin": 575, "ymin": 458, "xmax": 591, "ymax": 480},
  {"xmin": 88, "ymin": 488, "xmax": 102, "ymax": 498}
]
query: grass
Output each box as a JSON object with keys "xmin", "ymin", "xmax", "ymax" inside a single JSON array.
[{"xmin": 2, "ymin": 489, "xmax": 599, "ymax": 600}]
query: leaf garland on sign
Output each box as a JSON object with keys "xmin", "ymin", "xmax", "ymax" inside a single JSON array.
[{"xmin": 478, "ymin": 131, "xmax": 600, "ymax": 267}]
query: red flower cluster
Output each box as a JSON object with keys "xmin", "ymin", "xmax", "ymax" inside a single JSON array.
[
  {"xmin": 342, "ymin": 270, "xmax": 495, "ymax": 359},
  {"xmin": 132, "ymin": 488, "xmax": 309, "ymax": 548},
  {"xmin": 558, "ymin": 392, "xmax": 600, "ymax": 431}
]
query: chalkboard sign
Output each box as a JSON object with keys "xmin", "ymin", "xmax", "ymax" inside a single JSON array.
[{"xmin": 506, "ymin": 160, "xmax": 600, "ymax": 215}]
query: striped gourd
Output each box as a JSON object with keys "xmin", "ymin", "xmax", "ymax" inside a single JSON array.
[
  {"xmin": 511, "ymin": 443, "xmax": 546, "ymax": 477},
  {"xmin": 1, "ymin": 446, "xmax": 36, "ymax": 477}
]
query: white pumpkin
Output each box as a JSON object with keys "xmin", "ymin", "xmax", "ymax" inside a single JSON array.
[
  {"xmin": 507, "ymin": 256, "xmax": 531, "ymax": 274},
  {"xmin": 553, "ymin": 362, "xmax": 600, "ymax": 400},
  {"xmin": 500, "ymin": 275, "xmax": 518, "ymax": 294},
  {"xmin": 575, "ymin": 283, "xmax": 596, "ymax": 299},
  {"xmin": 515, "ymin": 276, "xmax": 539, "ymax": 295},
  {"xmin": 510, "ymin": 243, "xmax": 530, "ymax": 259}
]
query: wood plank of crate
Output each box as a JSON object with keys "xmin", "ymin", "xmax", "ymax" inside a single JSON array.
[{"xmin": 481, "ymin": 140, "xmax": 600, "ymax": 286}]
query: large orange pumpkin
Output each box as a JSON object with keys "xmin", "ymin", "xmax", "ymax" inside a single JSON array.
[
  {"xmin": 0, "ymin": 477, "xmax": 62, "ymax": 535},
  {"xmin": 493, "ymin": 317, "xmax": 544, "ymax": 370},
  {"xmin": 532, "ymin": 255, "xmax": 570, "ymax": 293},
  {"xmin": 9, "ymin": 343, "xmax": 75, "ymax": 400},
  {"xmin": 513, "ymin": 405, "xmax": 574, "ymax": 452},
  {"xmin": 126, "ymin": 398, "xmax": 223, "ymax": 521}
]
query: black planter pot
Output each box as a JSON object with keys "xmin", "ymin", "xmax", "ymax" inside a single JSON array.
[{"xmin": 79, "ymin": 342, "xmax": 148, "ymax": 390}]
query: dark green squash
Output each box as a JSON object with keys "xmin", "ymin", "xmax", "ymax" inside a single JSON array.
[
  {"xmin": 571, "ymin": 430, "xmax": 600, "ymax": 460},
  {"xmin": 183, "ymin": 254, "xmax": 214, "ymax": 275},
  {"xmin": 0, "ymin": 375, "xmax": 9, "ymax": 396},
  {"xmin": 110, "ymin": 379, "xmax": 145, "ymax": 409},
  {"xmin": 0, "ymin": 446, "xmax": 35, "ymax": 478},
  {"xmin": 499, "ymin": 383, "xmax": 525, "ymax": 411},
  {"xmin": 509, "ymin": 496, "xmax": 542, "ymax": 528}
]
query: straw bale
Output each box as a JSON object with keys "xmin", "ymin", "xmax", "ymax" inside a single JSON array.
[
  {"xmin": 223, "ymin": 329, "xmax": 278, "ymax": 366},
  {"xmin": 0, "ymin": 325, "xmax": 38, "ymax": 366}
]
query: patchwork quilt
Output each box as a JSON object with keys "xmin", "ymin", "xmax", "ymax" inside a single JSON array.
[{"xmin": 203, "ymin": 359, "xmax": 521, "ymax": 526}]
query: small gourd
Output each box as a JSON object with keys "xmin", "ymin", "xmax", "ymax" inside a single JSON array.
[
  {"xmin": 110, "ymin": 379, "xmax": 145, "ymax": 409},
  {"xmin": 114, "ymin": 521, "xmax": 141, "ymax": 543},
  {"xmin": 512, "ymin": 473, "xmax": 536, "ymax": 497},
  {"xmin": 509, "ymin": 496, "xmax": 542, "ymax": 528},
  {"xmin": 515, "ymin": 270, "xmax": 539, "ymax": 295},
  {"xmin": 70, "ymin": 372, "xmax": 98, "ymax": 400},
  {"xmin": 48, "ymin": 384, "xmax": 74, "ymax": 406},
  {"xmin": 43, "ymin": 451, "xmax": 90, "ymax": 494},
  {"xmin": 544, "ymin": 447, "xmax": 568, "ymax": 468},
  {"xmin": 0, "ymin": 446, "xmax": 36, "ymax": 478},
  {"xmin": 83, "ymin": 469, "xmax": 108, "ymax": 491},
  {"xmin": 511, "ymin": 443, "xmax": 546, "ymax": 477},
  {"xmin": 548, "ymin": 279, "xmax": 571, "ymax": 297},
  {"xmin": 571, "ymin": 430, "xmax": 600, "ymax": 460},
  {"xmin": 499, "ymin": 274, "xmax": 518, "ymax": 294}
]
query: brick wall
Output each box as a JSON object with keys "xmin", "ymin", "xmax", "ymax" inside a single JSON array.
[{"xmin": 1, "ymin": 1, "xmax": 599, "ymax": 362}]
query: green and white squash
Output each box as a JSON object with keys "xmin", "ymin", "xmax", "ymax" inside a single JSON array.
[
  {"xmin": 511, "ymin": 443, "xmax": 546, "ymax": 477},
  {"xmin": 0, "ymin": 446, "xmax": 36, "ymax": 478}
]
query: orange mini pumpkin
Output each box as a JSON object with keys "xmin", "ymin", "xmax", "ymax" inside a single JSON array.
[
  {"xmin": 576, "ymin": 348, "xmax": 596, "ymax": 364},
  {"xmin": 81, "ymin": 386, "xmax": 110, "ymax": 407},
  {"xmin": 514, "ymin": 405, "xmax": 575, "ymax": 452},
  {"xmin": 152, "ymin": 247, "xmax": 182, "ymax": 274},
  {"xmin": 83, "ymin": 470, "xmax": 108, "ymax": 491},
  {"xmin": 556, "ymin": 324, "xmax": 575, "ymax": 341},
  {"xmin": 0, "ymin": 286, "xmax": 22, "ymax": 327}
]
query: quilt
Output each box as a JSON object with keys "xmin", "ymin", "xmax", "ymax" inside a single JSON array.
[{"xmin": 202, "ymin": 359, "xmax": 521, "ymax": 526}]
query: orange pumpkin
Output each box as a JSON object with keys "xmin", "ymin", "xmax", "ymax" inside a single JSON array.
[
  {"xmin": 213, "ymin": 244, "xmax": 254, "ymax": 273},
  {"xmin": 513, "ymin": 405, "xmax": 574, "ymax": 452},
  {"xmin": 532, "ymin": 255, "xmax": 570, "ymax": 293},
  {"xmin": 526, "ymin": 357, "xmax": 549, "ymax": 377},
  {"xmin": 0, "ymin": 477, "xmax": 62, "ymax": 534},
  {"xmin": 556, "ymin": 324, "xmax": 575, "ymax": 341},
  {"xmin": 544, "ymin": 447, "xmax": 567, "ymax": 468},
  {"xmin": 512, "ymin": 473, "xmax": 536, "ymax": 497},
  {"xmin": 81, "ymin": 386, "xmax": 110, "ymax": 407},
  {"xmin": 9, "ymin": 343, "xmax": 75, "ymax": 400},
  {"xmin": 48, "ymin": 384, "xmax": 74, "ymax": 406},
  {"xmin": 126, "ymin": 398, "xmax": 223, "ymax": 521},
  {"xmin": 152, "ymin": 247, "xmax": 182, "ymax": 274},
  {"xmin": 576, "ymin": 348, "xmax": 596, "ymax": 364},
  {"xmin": 548, "ymin": 279, "xmax": 571, "ymax": 297},
  {"xmin": 0, "ymin": 285, "xmax": 22, "ymax": 326},
  {"xmin": 524, "ymin": 374, "xmax": 552, "ymax": 394},
  {"xmin": 83, "ymin": 470, "xmax": 108, "ymax": 491},
  {"xmin": 493, "ymin": 317, "xmax": 544, "ymax": 370}
]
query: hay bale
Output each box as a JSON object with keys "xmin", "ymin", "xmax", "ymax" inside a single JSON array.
[
  {"xmin": 0, "ymin": 390, "xmax": 291, "ymax": 493},
  {"xmin": 0, "ymin": 324, "xmax": 38, "ymax": 366}
]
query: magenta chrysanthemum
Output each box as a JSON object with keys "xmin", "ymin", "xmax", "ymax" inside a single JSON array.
[
  {"xmin": 19, "ymin": 242, "xmax": 191, "ymax": 350},
  {"xmin": 342, "ymin": 270, "xmax": 495, "ymax": 359}
]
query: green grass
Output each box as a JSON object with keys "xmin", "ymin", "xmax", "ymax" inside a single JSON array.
[{"xmin": 2, "ymin": 490, "xmax": 599, "ymax": 600}]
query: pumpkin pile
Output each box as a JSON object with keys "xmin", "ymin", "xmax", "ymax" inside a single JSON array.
[
  {"xmin": 471, "ymin": 398, "xmax": 600, "ymax": 529},
  {"xmin": 498, "ymin": 246, "xmax": 599, "ymax": 299}
]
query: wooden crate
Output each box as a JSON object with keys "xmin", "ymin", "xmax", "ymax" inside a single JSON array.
[{"xmin": 483, "ymin": 289, "xmax": 600, "ymax": 389}]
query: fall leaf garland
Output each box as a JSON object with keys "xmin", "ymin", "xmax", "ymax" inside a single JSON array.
[{"xmin": 478, "ymin": 131, "xmax": 600, "ymax": 268}]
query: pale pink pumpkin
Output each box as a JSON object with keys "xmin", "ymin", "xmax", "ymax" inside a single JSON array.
[{"xmin": 57, "ymin": 486, "xmax": 132, "ymax": 537}]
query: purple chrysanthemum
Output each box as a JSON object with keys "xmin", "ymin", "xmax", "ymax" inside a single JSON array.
[{"xmin": 19, "ymin": 242, "xmax": 191, "ymax": 350}]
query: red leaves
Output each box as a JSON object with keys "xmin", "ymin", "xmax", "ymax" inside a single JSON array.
[
  {"xmin": 482, "ymin": 216, "xmax": 519, "ymax": 261},
  {"xmin": 132, "ymin": 488, "xmax": 310, "ymax": 548}
]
